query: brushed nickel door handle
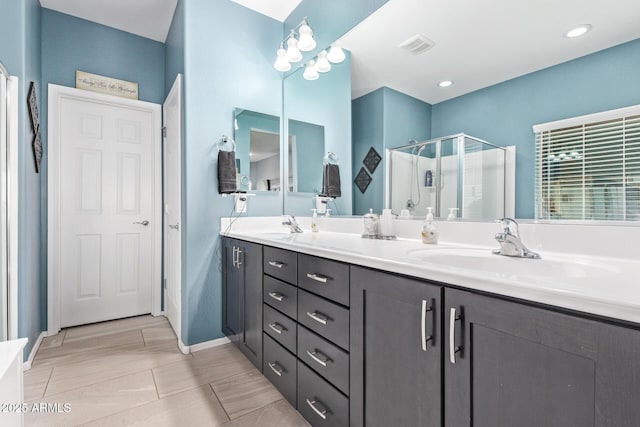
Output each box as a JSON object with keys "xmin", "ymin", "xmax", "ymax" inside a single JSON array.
[
  {"xmin": 306, "ymin": 398, "xmax": 329, "ymax": 420},
  {"xmin": 306, "ymin": 311, "xmax": 329, "ymax": 325},
  {"xmin": 268, "ymin": 261, "xmax": 285, "ymax": 268},
  {"xmin": 133, "ymin": 220, "xmax": 150, "ymax": 226},
  {"xmin": 268, "ymin": 322, "xmax": 286, "ymax": 334},
  {"xmin": 168, "ymin": 223, "xmax": 179, "ymax": 230},
  {"xmin": 268, "ymin": 292, "xmax": 285, "ymax": 302},
  {"xmin": 449, "ymin": 307, "xmax": 462, "ymax": 364},
  {"xmin": 421, "ymin": 299, "xmax": 433, "ymax": 351},
  {"xmin": 306, "ymin": 349, "xmax": 331, "ymax": 367},
  {"xmin": 267, "ymin": 362, "xmax": 284, "ymax": 377},
  {"xmin": 306, "ymin": 273, "xmax": 329, "ymax": 283}
]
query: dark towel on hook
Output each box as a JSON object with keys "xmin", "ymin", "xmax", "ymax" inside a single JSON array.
[
  {"xmin": 321, "ymin": 164, "xmax": 341, "ymax": 198},
  {"xmin": 218, "ymin": 150, "xmax": 237, "ymax": 194}
]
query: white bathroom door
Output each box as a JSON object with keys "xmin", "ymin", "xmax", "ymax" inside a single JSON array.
[
  {"xmin": 163, "ymin": 75, "xmax": 182, "ymax": 343},
  {"xmin": 51, "ymin": 86, "xmax": 161, "ymax": 328}
]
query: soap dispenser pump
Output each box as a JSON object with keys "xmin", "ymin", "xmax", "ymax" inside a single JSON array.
[
  {"xmin": 311, "ymin": 209, "xmax": 319, "ymax": 232},
  {"xmin": 421, "ymin": 207, "xmax": 439, "ymax": 244}
]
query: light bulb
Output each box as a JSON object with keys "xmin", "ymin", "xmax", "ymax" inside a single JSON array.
[
  {"xmin": 285, "ymin": 34, "xmax": 302, "ymax": 63},
  {"xmin": 303, "ymin": 60, "xmax": 319, "ymax": 81},
  {"xmin": 273, "ymin": 46, "xmax": 291, "ymax": 72},
  {"xmin": 315, "ymin": 50, "xmax": 331, "ymax": 73},
  {"xmin": 327, "ymin": 43, "xmax": 345, "ymax": 63},
  {"xmin": 565, "ymin": 24, "xmax": 592, "ymax": 38},
  {"xmin": 298, "ymin": 24, "xmax": 316, "ymax": 52}
]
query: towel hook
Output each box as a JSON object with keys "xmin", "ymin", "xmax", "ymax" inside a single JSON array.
[
  {"xmin": 323, "ymin": 152, "xmax": 339, "ymax": 165},
  {"xmin": 216, "ymin": 135, "xmax": 236, "ymax": 152}
]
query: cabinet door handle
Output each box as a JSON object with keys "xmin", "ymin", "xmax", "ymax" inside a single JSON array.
[
  {"xmin": 268, "ymin": 292, "xmax": 285, "ymax": 302},
  {"xmin": 267, "ymin": 362, "xmax": 284, "ymax": 377},
  {"xmin": 268, "ymin": 322, "xmax": 286, "ymax": 334},
  {"xmin": 268, "ymin": 261, "xmax": 285, "ymax": 269},
  {"xmin": 306, "ymin": 349, "xmax": 331, "ymax": 367},
  {"xmin": 232, "ymin": 247, "xmax": 237, "ymax": 268},
  {"xmin": 306, "ymin": 311, "xmax": 329, "ymax": 325},
  {"xmin": 236, "ymin": 248, "xmax": 243, "ymax": 268},
  {"xmin": 449, "ymin": 307, "xmax": 462, "ymax": 364},
  {"xmin": 306, "ymin": 398, "xmax": 329, "ymax": 420},
  {"xmin": 306, "ymin": 273, "xmax": 328, "ymax": 283},
  {"xmin": 421, "ymin": 300, "xmax": 434, "ymax": 351}
]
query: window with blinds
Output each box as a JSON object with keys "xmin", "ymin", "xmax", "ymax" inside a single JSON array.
[{"xmin": 534, "ymin": 106, "xmax": 640, "ymax": 221}]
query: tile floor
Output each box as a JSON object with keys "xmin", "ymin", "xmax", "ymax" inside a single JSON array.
[{"xmin": 23, "ymin": 315, "xmax": 310, "ymax": 427}]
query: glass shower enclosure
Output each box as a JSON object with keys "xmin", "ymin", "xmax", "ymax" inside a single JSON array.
[{"xmin": 386, "ymin": 134, "xmax": 512, "ymax": 219}]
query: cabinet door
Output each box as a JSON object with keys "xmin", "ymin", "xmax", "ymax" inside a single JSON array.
[
  {"xmin": 445, "ymin": 288, "xmax": 640, "ymax": 427},
  {"xmin": 238, "ymin": 241, "xmax": 263, "ymax": 370},
  {"xmin": 222, "ymin": 238, "xmax": 242, "ymax": 342},
  {"xmin": 350, "ymin": 266, "xmax": 442, "ymax": 427}
]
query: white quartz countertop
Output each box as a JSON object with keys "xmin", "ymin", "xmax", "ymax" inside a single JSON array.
[
  {"xmin": 0, "ymin": 338, "xmax": 27, "ymax": 381},
  {"xmin": 223, "ymin": 227, "xmax": 640, "ymax": 326}
]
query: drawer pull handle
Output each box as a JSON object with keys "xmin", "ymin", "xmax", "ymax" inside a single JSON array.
[
  {"xmin": 306, "ymin": 273, "xmax": 329, "ymax": 283},
  {"xmin": 267, "ymin": 362, "xmax": 284, "ymax": 377},
  {"xmin": 449, "ymin": 307, "xmax": 462, "ymax": 364},
  {"xmin": 306, "ymin": 349, "xmax": 331, "ymax": 367},
  {"xmin": 306, "ymin": 311, "xmax": 329, "ymax": 325},
  {"xmin": 268, "ymin": 323, "xmax": 286, "ymax": 334},
  {"xmin": 268, "ymin": 292, "xmax": 285, "ymax": 302},
  {"xmin": 306, "ymin": 398, "xmax": 329, "ymax": 420},
  {"xmin": 268, "ymin": 261, "xmax": 285, "ymax": 269}
]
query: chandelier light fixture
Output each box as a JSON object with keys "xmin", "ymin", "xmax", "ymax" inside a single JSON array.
[{"xmin": 273, "ymin": 17, "xmax": 346, "ymax": 81}]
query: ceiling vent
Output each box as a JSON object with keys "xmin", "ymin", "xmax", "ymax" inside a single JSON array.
[{"xmin": 398, "ymin": 34, "xmax": 435, "ymax": 54}]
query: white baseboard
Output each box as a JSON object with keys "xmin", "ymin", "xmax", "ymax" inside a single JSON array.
[
  {"xmin": 23, "ymin": 331, "xmax": 47, "ymax": 371},
  {"xmin": 179, "ymin": 336, "xmax": 230, "ymax": 354}
]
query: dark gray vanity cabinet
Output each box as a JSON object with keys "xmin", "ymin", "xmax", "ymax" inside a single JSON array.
[
  {"xmin": 222, "ymin": 237, "xmax": 263, "ymax": 371},
  {"xmin": 350, "ymin": 266, "xmax": 442, "ymax": 427},
  {"xmin": 444, "ymin": 288, "xmax": 640, "ymax": 427}
]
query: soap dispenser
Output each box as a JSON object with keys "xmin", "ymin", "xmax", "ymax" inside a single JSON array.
[
  {"xmin": 380, "ymin": 209, "xmax": 395, "ymax": 239},
  {"xmin": 421, "ymin": 207, "xmax": 439, "ymax": 244},
  {"xmin": 311, "ymin": 209, "xmax": 319, "ymax": 232},
  {"xmin": 362, "ymin": 209, "xmax": 380, "ymax": 239},
  {"xmin": 447, "ymin": 208, "xmax": 459, "ymax": 221}
]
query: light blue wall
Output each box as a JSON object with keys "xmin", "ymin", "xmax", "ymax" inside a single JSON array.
[
  {"xmin": 289, "ymin": 119, "xmax": 325, "ymax": 194},
  {"xmin": 0, "ymin": 0, "xmax": 43, "ymax": 359},
  {"xmin": 165, "ymin": 0, "xmax": 185, "ymax": 96},
  {"xmin": 352, "ymin": 87, "xmax": 431, "ymax": 214},
  {"xmin": 431, "ymin": 38, "xmax": 640, "ymax": 218},
  {"xmin": 284, "ymin": 53, "xmax": 352, "ymax": 216},
  {"xmin": 181, "ymin": 0, "xmax": 283, "ymax": 345}
]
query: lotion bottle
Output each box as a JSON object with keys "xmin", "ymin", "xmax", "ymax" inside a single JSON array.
[
  {"xmin": 421, "ymin": 207, "xmax": 439, "ymax": 244},
  {"xmin": 311, "ymin": 209, "xmax": 319, "ymax": 232}
]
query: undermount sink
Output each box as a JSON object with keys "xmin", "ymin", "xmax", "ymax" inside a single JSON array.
[{"xmin": 405, "ymin": 247, "xmax": 618, "ymax": 279}]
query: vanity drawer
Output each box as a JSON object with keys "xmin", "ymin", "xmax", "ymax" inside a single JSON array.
[
  {"xmin": 264, "ymin": 246, "xmax": 297, "ymax": 285},
  {"xmin": 298, "ymin": 254, "xmax": 349, "ymax": 306},
  {"xmin": 297, "ymin": 360, "xmax": 349, "ymax": 427},
  {"xmin": 263, "ymin": 304, "xmax": 297, "ymax": 353},
  {"xmin": 264, "ymin": 275, "xmax": 297, "ymax": 319},
  {"xmin": 263, "ymin": 333, "xmax": 297, "ymax": 407},
  {"xmin": 298, "ymin": 290, "xmax": 349, "ymax": 351},
  {"xmin": 298, "ymin": 326, "xmax": 349, "ymax": 396}
]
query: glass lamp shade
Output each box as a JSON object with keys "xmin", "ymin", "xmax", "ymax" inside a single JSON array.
[
  {"xmin": 327, "ymin": 43, "xmax": 346, "ymax": 63},
  {"xmin": 303, "ymin": 60, "xmax": 319, "ymax": 81},
  {"xmin": 298, "ymin": 24, "xmax": 316, "ymax": 51},
  {"xmin": 315, "ymin": 50, "xmax": 331, "ymax": 73},
  {"xmin": 285, "ymin": 36, "xmax": 302, "ymax": 63},
  {"xmin": 274, "ymin": 47, "xmax": 291, "ymax": 72}
]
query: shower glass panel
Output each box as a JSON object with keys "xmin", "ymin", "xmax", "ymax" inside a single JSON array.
[{"xmin": 386, "ymin": 134, "xmax": 508, "ymax": 220}]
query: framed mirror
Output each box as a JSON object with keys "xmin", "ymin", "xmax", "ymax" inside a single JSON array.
[{"xmin": 233, "ymin": 108, "xmax": 280, "ymax": 192}]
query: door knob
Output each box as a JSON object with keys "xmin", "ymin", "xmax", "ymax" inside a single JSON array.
[
  {"xmin": 169, "ymin": 223, "xmax": 179, "ymax": 230},
  {"xmin": 134, "ymin": 220, "xmax": 150, "ymax": 226}
]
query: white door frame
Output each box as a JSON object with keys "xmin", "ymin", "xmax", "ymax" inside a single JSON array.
[
  {"xmin": 47, "ymin": 84, "xmax": 162, "ymax": 335},
  {"xmin": 163, "ymin": 74, "xmax": 182, "ymax": 345}
]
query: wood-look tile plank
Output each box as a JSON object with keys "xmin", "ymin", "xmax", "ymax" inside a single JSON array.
[
  {"xmin": 80, "ymin": 384, "xmax": 229, "ymax": 427},
  {"xmin": 31, "ymin": 340, "xmax": 145, "ymax": 371},
  {"xmin": 63, "ymin": 315, "xmax": 167, "ymax": 343},
  {"xmin": 153, "ymin": 345, "xmax": 254, "ymax": 398},
  {"xmin": 39, "ymin": 330, "xmax": 66, "ymax": 350},
  {"xmin": 211, "ymin": 370, "xmax": 283, "ymax": 419},
  {"xmin": 141, "ymin": 325, "xmax": 177, "ymax": 346},
  {"xmin": 24, "ymin": 370, "xmax": 158, "ymax": 427},
  {"xmin": 221, "ymin": 399, "xmax": 310, "ymax": 427},
  {"xmin": 45, "ymin": 340, "xmax": 191, "ymax": 396},
  {"xmin": 23, "ymin": 368, "xmax": 52, "ymax": 402}
]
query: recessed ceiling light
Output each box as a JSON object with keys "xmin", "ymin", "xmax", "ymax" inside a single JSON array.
[
  {"xmin": 565, "ymin": 24, "xmax": 592, "ymax": 38},
  {"xmin": 438, "ymin": 80, "xmax": 453, "ymax": 88}
]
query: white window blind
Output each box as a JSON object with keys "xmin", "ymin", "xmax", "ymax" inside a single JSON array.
[{"xmin": 534, "ymin": 105, "xmax": 640, "ymax": 221}]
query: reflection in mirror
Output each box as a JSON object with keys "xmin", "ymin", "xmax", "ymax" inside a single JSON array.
[
  {"xmin": 287, "ymin": 119, "xmax": 325, "ymax": 193},
  {"xmin": 233, "ymin": 109, "xmax": 280, "ymax": 192},
  {"xmin": 387, "ymin": 134, "xmax": 513, "ymax": 219}
]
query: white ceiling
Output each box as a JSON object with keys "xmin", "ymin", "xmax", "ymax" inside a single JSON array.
[
  {"xmin": 339, "ymin": 0, "xmax": 640, "ymax": 104},
  {"xmin": 231, "ymin": 0, "xmax": 301, "ymax": 22},
  {"xmin": 39, "ymin": 0, "xmax": 178, "ymax": 42}
]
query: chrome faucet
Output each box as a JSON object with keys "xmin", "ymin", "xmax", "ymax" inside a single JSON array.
[
  {"xmin": 493, "ymin": 218, "xmax": 541, "ymax": 259},
  {"xmin": 282, "ymin": 215, "xmax": 303, "ymax": 233}
]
